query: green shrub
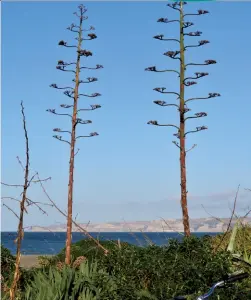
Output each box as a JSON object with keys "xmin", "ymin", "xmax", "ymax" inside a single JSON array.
[
  {"xmin": 98, "ymin": 236, "xmax": 238, "ymax": 299},
  {"xmin": 24, "ymin": 260, "xmax": 120, "ymax": 300},
  {"xmin": 212, "ymin": 223, "xmax": 251, "ymax": 254},
  {"xmin": 50, "ymin": 236, "xmax": 251, "ymax": 299},
  {"xmin": 1, "ymin": 245, "xmax": 15, "ymax": 281},
  {"xmin": 50, "ymin": 239, "xmax": 137, "ymax": 265},
  {"xmin": 1, "ymin": 245, "xmax": 36, "ymax": 299}
]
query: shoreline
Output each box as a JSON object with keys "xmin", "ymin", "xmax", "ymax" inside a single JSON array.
[{"xmin": 20, "ymin": 255, "xmax": 53, "ymax": 269}]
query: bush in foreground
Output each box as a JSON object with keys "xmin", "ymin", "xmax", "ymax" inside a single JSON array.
[
  {"xmin": 44, "ymin": 236, "xmax": 251, "ymax": 299},
  {"xmin": 2, "ymin": 235, "xmax": 251, "ymax": 299},
  {"xmin": 24, "ymin": 260, "xmax": 119, "ymax": 300}
]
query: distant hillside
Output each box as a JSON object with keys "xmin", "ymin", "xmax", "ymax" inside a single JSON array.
[{"xmin": 28, "ymin": 217, "xmax": 251, "ymax": 233}]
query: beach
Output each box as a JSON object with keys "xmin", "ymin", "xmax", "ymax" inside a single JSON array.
[{"xmin": 20, "ymin": 255, "xmax": 53, "ymax": 269}]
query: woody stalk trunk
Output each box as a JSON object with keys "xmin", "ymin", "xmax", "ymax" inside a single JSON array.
[
  {"xmin": 179, "ymin": 2, "xmax": 190, "ymax": 236},
  {"xmin": 47, "ymin": 4, "xmax": 104, "ymax": 263},
  {"xmin": 65, "ymin": 10, "xmax": 83, "ymax": 266}
]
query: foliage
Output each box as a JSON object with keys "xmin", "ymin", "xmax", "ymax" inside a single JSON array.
[
  {"xmin": 50, "ymin": 236, "xmax": 251, "ymax": 300},
  {"xmin": 2, "ymin": 235, "xmax": 251, "ymax": 299},
  {"xmin": 48, "ymin": 239, "xmax": 137, "ymax": 265},
  {"xmin": 212, "ymin": 223, "xmax": 251, "ymax": 256},
  {"xmin": 226, "ymin": 222, "xmax": 251, "ymax": 274},
  {"xmin": 1, "ymin": 245, "xmax": 15, "ymax": 281},
  {"xmin": 1, "ymin": 245, "xmax": 35, "ymax": 299},
  {"xmin": 24, "ymin": 260, "xmax": 119, "ymax": 300}
]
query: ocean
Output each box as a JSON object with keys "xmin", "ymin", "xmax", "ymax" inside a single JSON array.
[{"xmin": 1, "ymin": 231, "xmax": 220, "ymax": 255}]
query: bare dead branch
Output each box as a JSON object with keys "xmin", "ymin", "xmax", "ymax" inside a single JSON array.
[
  {"xmin": 2, "ymin": 203, "xmax": 19, "ymax": 219},
  {"xmin": 160, "ymin": 217, "xmax": 185, "ymax": 236},
  {"xmin": 184, "ymin": 10, "xmax": 209, "ymax": 17},
  {"xmin": 57, "ymin": 61, "xmax": 76, "ymax": 67},
  {"xmin": 184, "ymin": 31, "xmax": 202, "ymax": 37},
  {"xmin": 58, "ymin": 40, "xmax": 77, "ymax": 48},
  {"xmin": 8, "ymin": 101, "xmax": 30, "ymax": 300},
  {"xmin": 78, "ymin": 92, "xmax": 101, "ymax": 98},
  {"xmin": 36, "ymin": 173, "xmax": 108, "ymax": 255},
  {"xmin": 147, "ymin": 120, "xmax": 179, "ymax": 130},
  {"xmin": 145, "ymin": 66, "xmax": 180, "ymax": 75},
  {"xmin": 50, "ymin": 84, "xmax": 74, "ymax": 90},
  {"xmin": 53, "ymin": 128, "xmax": 71, "ymax": 134},
  {"xmin": 163, "ymin": 51, "xmax": 181, "ymax": 61},
  {"xmin": 77, "ymin": 104, "xmax": 101, "ymax": 112},
  {"xmin": 74, "ymin": 148, "xmax": 80, "ymax": 157},
  {"xmin": 157, "ymin": 18, "xmax": 179, "ymax": 24},
  {"xmin": 2, "ymin": 196, "xmax": 20, "ymax": 203},
  {"xmin": 76, "ymin": 132, "xmax": 99, "ymax": 139},
  {"xmin": 153, "ymin": 100, "xmax": 179, "ymax": 108},
  {"xmin": 172, "ymin": 141, "xmax": 181, "ymax": 149},
  {"xmin": 183, "ymin": 21, "xmax": 194, "ymax": 28},
  {"xmin": 25, "ymin": 198, "xmax": 52, "ymax": 215},
  {"xmin": 46, "ymin": 109, "xmax": 72, "ymax": 118},
  {"xmin": 74, "ymin": 77, "xmax": 98, "ymax": 84},
  {"xmin": 184, "ymin": 81, "xmax": 197, "ymax": 87},
  {"xmin": 80, "ymin": 64, "xmax": 103, "ymax": 70},
  {"xmin": 185, "ymin": 59, "xmax": 217, "ymax": 67},
  {"xmin": 201, "ymin": 205, "xmax": 226, "ymax": 225},
  {"xmin": 82, "ymin": 33, "xmax": 97, "ymax": 40},
  {"xmin": 60, "ymin": 104, "xmax": 73, "ymax": 109},
  {"xmin": 185, "ymin": 126, "xmax": 208, "ymax": 136},
  {"xmin": 56, "ymin": 65, "xmax": 76, "ymax": 73},
  {"xmin": 16, "ymin": 156, "xmax": 25, "ymax": 171},
  {"xmin": 153, "ymin": 87, "xmax": 180, "ymax": 98},
  {"xmin": 53, "ymin": 135, "xmax": 71, "ymax": 145},
  {"xmin": 153, "ymin": 34, "xmax": 180, "ymax": 43},
  {"xmin": 185, "ymin": 93, "xmax": 220, "ymax": 103},
  {"xmin": 185, "ymin": 112, "xmax": 207, "ymax": 121},
  {"xmin": 1, "ymin": 182, "xmax": 24, "ymax": 188},
  {"xmin": 167, "ymin": 2, "xmax": 182, "ymax": 12},
  {"xmin": 186, "ymin": 144, "xmax": 197, "ymax": 153},
  {"xmin": 215, "ymin": 185, "xmax": 240, "ymax": 252},
  {"xmin": 184, "ymin": 72, "xmax": 208, "ymax": 82},
  {"xmin": 83, "ymin": 25, "xmax": 95, "ymax": 32},
  {"xmin": 76, "ymin": 119, "xmax": 92, "ymax": 125},
  {"xmin": 185, "ymin": 40, "xmax": 210, "ymax": 50}
]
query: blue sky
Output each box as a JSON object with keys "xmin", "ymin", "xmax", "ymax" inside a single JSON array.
[{"xmin": 1, "ymin": 1, "xmax": 251, "ymax": 231}]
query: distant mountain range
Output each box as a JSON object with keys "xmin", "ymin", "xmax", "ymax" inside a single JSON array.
[{"xmin": 28, "ymin": 217, "xmax": 251, "ymax": 233}]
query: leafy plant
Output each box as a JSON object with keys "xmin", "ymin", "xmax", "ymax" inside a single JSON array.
[
  {"xmin": 1, "ymin": 245, "xmax": 35, "ymax": 299},
  {"xmin": 226, "ymin": 222, "xmax": 251, "ymax": 267},
  {"xmin": 24, "ymin": 260, "xmax": 119, "ymax": 300},
  {"xmin": 1, "ymin": 245, "xmax": 15, "ymax": 281},
  {"xmin": 46, "ymin": 235, "xmax": 251, "ymax": 299}
]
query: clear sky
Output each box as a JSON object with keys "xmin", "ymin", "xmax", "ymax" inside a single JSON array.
[{"xmin": 1, "ymin": 1, "xmax": 251, "ymax": 231}]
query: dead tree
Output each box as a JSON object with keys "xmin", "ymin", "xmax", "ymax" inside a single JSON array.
[
  {"xmin": 47, "ymin": 4, "xmax": 102, "ymax": 265},
  {"xmin": 1, "ymin": 102, "xmax": 51, "ymax": 300},
  {"xmin": 146, "ymin": 1, "xmax": 220, "ymax": 236}
]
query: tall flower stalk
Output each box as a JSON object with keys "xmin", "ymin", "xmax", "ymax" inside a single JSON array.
[
  {"xmin": 47, "ymin": 4, "xmax": 102, "ymax": 264},
  {"xmin": 146, "ymin": 1, "xmax": 220, "ymax": 236}
]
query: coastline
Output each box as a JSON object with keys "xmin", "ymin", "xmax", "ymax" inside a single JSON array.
[{"xmin": 20, "ymin": 255, "xmax": 53, "ymax": 269}]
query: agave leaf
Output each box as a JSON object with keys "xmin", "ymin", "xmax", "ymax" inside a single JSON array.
[
  {"xmin": 227, "ymin": 220, "xmax": 239, "ymax": 253},
  {"xmin": 243, "ymin": 249, "xmax": 251, "ymax": 266}
]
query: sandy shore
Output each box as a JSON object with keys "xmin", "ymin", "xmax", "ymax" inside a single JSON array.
[{"xmin": 20, "ymin": 255, "xmax": 53, "ymax": 269}]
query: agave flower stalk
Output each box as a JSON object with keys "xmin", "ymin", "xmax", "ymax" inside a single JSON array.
[
  {"xmin": 47, "ymin": 4, "xmax": 102, "ymax": 264},
  {"xmin": 146, "ymin": 1, "xmax": 220, "ymax": 236}
]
